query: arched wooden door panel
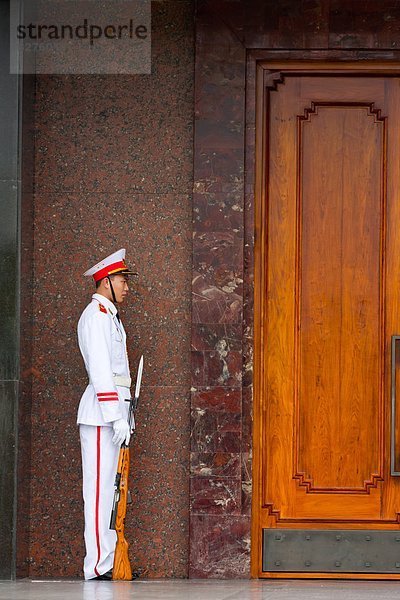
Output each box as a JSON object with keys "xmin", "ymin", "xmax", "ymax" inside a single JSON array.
[{"xmin": 252, "ymin": 63, "xmax": 400, "ymax": 579}]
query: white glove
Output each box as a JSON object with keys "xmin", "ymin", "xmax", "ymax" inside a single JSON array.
[{"xmin": 112, "ymin": 418, "xmax": 130, "ymax": 446}]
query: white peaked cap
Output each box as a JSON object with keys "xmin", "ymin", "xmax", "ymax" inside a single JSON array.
[{"xmin": 83, "ymin": 248, "xmax": 137, "ymax": 282}]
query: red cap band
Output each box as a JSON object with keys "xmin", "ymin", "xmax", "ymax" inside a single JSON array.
[{"xmin": 93, "ymin": 260, "xmax": 127, "ymax": 282}]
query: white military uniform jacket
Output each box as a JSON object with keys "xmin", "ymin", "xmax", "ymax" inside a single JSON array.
[{"xmin": 77, "ymin": 293, "xmax": 130, "ymax": 426}]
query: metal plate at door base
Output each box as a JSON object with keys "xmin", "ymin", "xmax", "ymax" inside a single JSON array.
[{"xmin": 263, "ymin": 530, "xmax": 400, "ymax": 573}]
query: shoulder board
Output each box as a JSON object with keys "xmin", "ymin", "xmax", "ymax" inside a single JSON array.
[{"xmin": 98, "ymin": 303, "xmax": 107, "ymax": 314}]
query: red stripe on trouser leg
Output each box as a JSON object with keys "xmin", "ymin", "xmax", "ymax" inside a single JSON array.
[{"xmin": 94, "ymin": 426, "xmax": 101, "ymax": 577}]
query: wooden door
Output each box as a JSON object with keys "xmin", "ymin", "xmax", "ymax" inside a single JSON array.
[{"xmin": 252, "ymin": 64, "xmax": 400, "ymax": 579}]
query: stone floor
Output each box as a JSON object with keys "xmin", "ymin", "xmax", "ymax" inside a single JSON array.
[{"xmin": 2, "ymin": 580, "xmax": 400, "ymax": 600}]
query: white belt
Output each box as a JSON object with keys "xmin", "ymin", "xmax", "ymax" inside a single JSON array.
[{"xmin": 113, "ymin": 375, "xmax": 131, "ymax": 388}]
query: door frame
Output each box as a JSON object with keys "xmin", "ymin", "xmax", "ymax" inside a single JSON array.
[{"xmin": 250, "ymin": 57, "xmax": 400, "ymax": 579}]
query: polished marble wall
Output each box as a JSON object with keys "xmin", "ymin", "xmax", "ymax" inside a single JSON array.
[
  {"xmin": 17, "ymin": 0, "xmax": 194, "ymax": 578},
  {"xmin": 190, "ymin": 0, "xmax": 249, "ymax": 579}
]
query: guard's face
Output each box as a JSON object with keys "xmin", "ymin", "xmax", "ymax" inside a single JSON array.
[{"xmin": 111, "ymin": 274, "xmax": 129, "ymax": 303}]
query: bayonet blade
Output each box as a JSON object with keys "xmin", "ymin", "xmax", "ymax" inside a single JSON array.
[{"xmin": 134, "ymin": 355, "xmax": 144, "ymax": 400}]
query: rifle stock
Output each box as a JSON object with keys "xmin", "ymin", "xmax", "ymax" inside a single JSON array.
[
  {"xmin": 111, "ymin": 445, "xmax": 132, "ymax": 581},
  {"xmin": 110, "ymin": 355, "xmax": 143, "ymax": 581}
]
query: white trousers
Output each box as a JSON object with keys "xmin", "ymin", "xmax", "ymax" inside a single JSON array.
[{"xmin": 79, "ymin": 424, "xmax": 119, "ymax": 580}]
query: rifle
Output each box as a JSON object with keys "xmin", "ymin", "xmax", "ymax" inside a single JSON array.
[{"xmin": 110, "ymin": 355, "xmax": 144, "ymax": 581}]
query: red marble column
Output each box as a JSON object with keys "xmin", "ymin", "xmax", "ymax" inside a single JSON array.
[{"xmin": 190, "ymin": 0, "xmax": 249, "ymax": 578}]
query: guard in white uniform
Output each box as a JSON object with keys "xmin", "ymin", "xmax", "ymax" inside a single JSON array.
[{"xmin": 77, "ymin": 248, "xmax": 137, "ymax": 580}]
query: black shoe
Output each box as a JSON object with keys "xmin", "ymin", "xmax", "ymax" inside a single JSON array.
[
  {"xmin": 132, "ymin": 570, "xmax": 140, "ymax": 580},
  {"xmin": 109, "ymin": 570, "xmax": 141, "ymax": 581},
  {"xmin": 90, "ymin": 570, "xmax": 113, "ymax": 581}
]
